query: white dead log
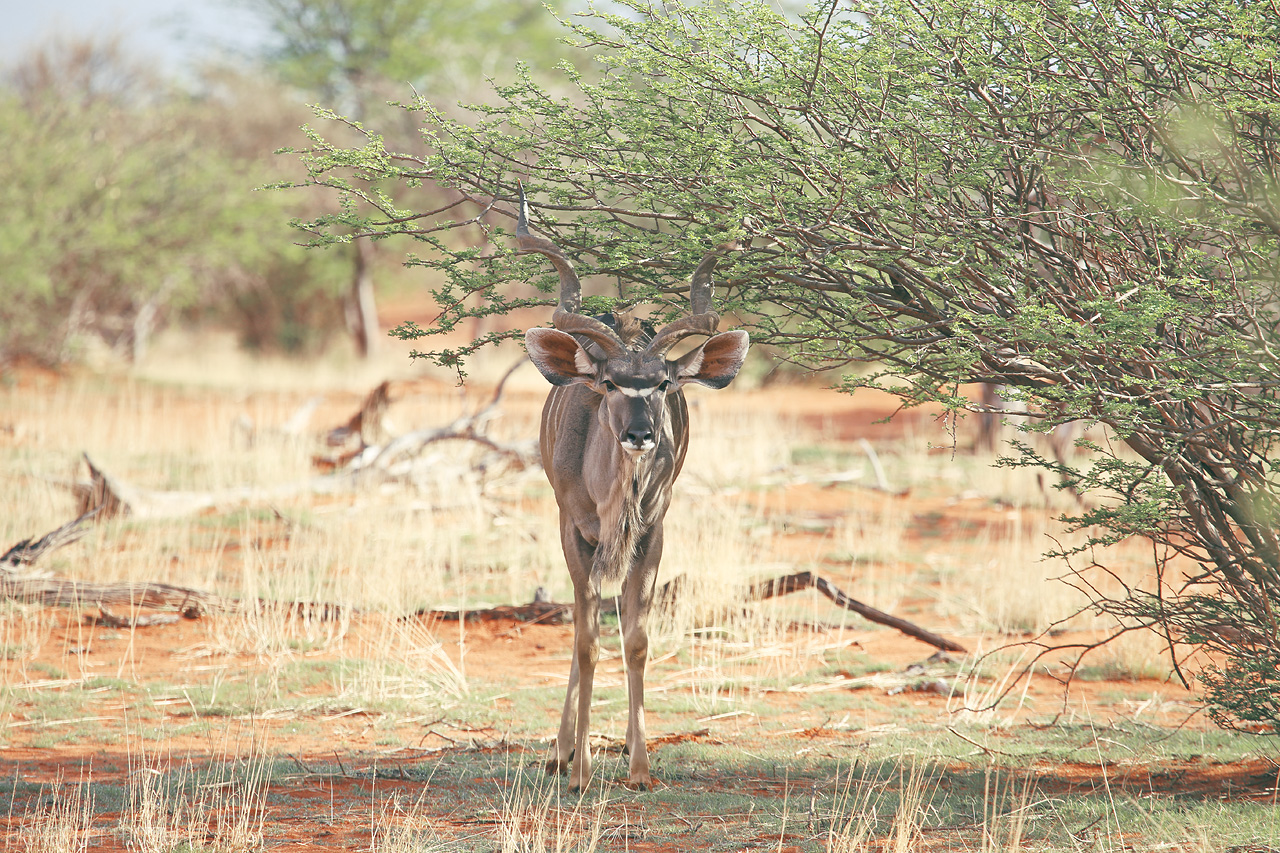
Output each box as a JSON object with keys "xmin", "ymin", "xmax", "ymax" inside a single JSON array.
[
  {"xmin": 0, "ymin": 576, "xmax": 230, "ymax": 614},
  {"xmin": 0, "ymin": 573, "xmax": 348, "ymax": 621}
]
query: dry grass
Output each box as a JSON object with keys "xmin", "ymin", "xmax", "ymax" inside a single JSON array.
[
  {"xmin": 0, "ymin": 356, "xmax": 1175, "ymax": 703},
  {"xmin": 825, "ymin": 760, "xmax": 945, "ymax": 853},
  {"xmin": 493, "ymin": 770, "xmax": 609, "ymax": 853},
  {"xmin": 331, "ymin": 617, "xmax": 468, "ymax": 710},
  {"xmin": 370, "ymin": 794, "xmax": 451, "ymax": 853},
  {"xmin": 122, "ymin": 754, "xmax": 269, "ymax": 853},
  {"xmin": 936, "ymin": 511, "xmax": 1094, "ymax": 636},
  {"xmin": 16, "ymin": 775, "xmax": 95, "ymax": 853},
  {"xmin": 4, "ymin": 350, "xmax": 1224, "ymax": 852},
  {"xmin": 11, "ymin": 720, "xmax": 273, "ymax": 853},
  {"xmin": 4, "ymin": 352, "xmax": 1137, "ymax": 641},
  {"xmin": 1076, "ymin": 628, "xmax": 1177, "ymax": 683}
]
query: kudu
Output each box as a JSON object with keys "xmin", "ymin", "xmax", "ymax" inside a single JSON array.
[{"xmin": 518, "ymin": 190, "xmax": 750, "ymax": 790}]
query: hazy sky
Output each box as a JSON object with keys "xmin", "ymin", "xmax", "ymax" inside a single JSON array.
[{"xmin": 3, "ymin": 0, "xmax": 270, "ymax": 73}]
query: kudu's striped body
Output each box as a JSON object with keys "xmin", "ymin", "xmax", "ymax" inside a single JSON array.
[{"xmin": 518, "ymin": 190, "xmax": 749, "ymax": 790}]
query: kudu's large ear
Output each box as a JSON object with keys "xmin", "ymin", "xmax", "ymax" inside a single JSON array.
[
  {"xmin": 526, "ymin": 327, "xmax": 598, "ymax": 386},
  {"xmin": 673, "ymin": 330, "xmax": 750, "ymax": 389}
]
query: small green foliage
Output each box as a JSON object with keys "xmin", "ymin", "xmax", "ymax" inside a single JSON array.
[{"xmin": 1201, "ymin": 648, "xmax": 1280, "ymax": 733}]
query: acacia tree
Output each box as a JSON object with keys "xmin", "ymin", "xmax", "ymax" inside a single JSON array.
[{"xmin": 290, "ymin": 0, "xmax": 1280, "ymax": 727}]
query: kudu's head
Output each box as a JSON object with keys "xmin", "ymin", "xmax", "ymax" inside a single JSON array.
[{"xmin": 518, "ymin": 189, "xmax": 750, "ymax": 457}]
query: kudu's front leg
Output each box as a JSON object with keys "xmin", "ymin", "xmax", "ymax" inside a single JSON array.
[
  {"xmin": 547, "ymin": 648, "xmax": 578, "ymax": 776},
  {"xmin": 568, "ymin": 580, "xmax": 601, "ymax": 792},
  {"xmin": 620, "ymin": 527, "xmax": 663, "ymax": 789},
  {"xmin": 548, "ymin": 525, "xmax": 599, "ymax": 788}
]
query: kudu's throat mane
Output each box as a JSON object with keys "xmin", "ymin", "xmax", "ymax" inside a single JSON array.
[
  {"xmin": 591, "ymin": 312, "xmax": 660, "ymax": 584},
  {"xmin": 593, "ymin": 461, "xmax": 648, "ymax": 583}
]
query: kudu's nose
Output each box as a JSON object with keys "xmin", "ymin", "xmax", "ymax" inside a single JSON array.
[{"xmin": 623, "ymin": 427, "xmax": 655, "ymax": 449}]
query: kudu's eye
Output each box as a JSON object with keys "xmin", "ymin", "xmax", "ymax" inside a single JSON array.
[
  {"xmin": 658, "ymin": 379, "xmax": 672, "ymax": 392},
  {"xmin": 601, "ymin": 380, "xmax": 616, "ymax": 392}
]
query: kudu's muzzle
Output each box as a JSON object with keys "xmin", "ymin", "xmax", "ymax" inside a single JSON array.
[{"xmin": 617, "ymin": 397, "xmax": 659, "ymax": 454}]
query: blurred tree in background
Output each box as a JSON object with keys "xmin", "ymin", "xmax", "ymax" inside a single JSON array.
[
  {"xmin": 0, "ymin": 37, "xmax": 346, "ymax": 364},
  {"xmin": 0, "ymin": 0, "xmax": 579, "ymax": 367}
]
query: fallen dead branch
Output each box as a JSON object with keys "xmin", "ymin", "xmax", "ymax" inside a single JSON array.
[
  {"xmin": 313, "ymin": 363, "xmax": 537, "ymax": 473},
  {"xmin": 0, "ymin": 516, "xmax": 349, "ymax": 620},
  {"xmin": 362, "ymin": 415, "xmax": 537, "ymax": 475},
  {"xmin": 748, "ymin": 571, "xmax": 966, "ymax": 652},
  {"xmin": 357, "ymin": 359, "xmax": 537, "ymax": 474},
  {"xmin": 858, "ymin": 438, "xmax": 911, "ymax": 495},
  {"xmin": 422, "ymin": 571, "xmax": 965, "ymax": 653},
  {"xmin": 0, "ymin": 573, "xmax": 350, "ymax": 622},
  {"xmin": 422, "ymin": 599, "xmax": 571, "ymax": 625},
  {"xmin": 0, "ymin": 576, "xmax": 228, "ymax": 615},
  {"xmin": 1, "ymin": 510, "xmax": 96, "ymax": 571}
]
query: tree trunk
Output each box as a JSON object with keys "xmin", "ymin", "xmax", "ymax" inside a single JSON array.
[
  {"xmin": 348, "ymin": 237, "xmax": 379, "ymax": 358},
  {"xmin": 130, "ymin": 296, "xmax": 159, "ymax": 364}
]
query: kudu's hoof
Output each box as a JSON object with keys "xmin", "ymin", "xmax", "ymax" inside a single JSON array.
[
  {"xmin": 545, "ymin": 758, "xmax": 569, "ymax": 776},
  {"xmin": 624, "ymin": 774, "xmax": 654, "ymax": 791}
]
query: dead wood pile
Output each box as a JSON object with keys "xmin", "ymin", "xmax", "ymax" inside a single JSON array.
[
  {"xmin": 1, "ymin": 515, "xmax": 963, "ymax": 651},
  {"xmin": 48, "ymin": 364, "xmax": 537, "ymax": 521},
  {"xmin": 313, "ymin": 361, "xmax": 537, "ymax": 474}
]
